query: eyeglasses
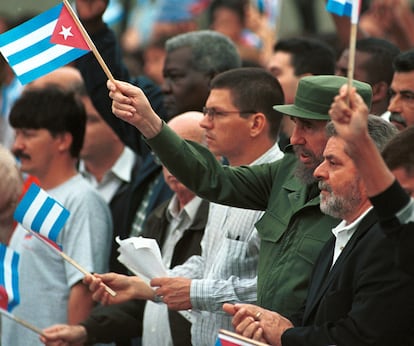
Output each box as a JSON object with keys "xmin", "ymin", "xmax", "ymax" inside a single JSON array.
[{"xmin": 202, "ymin": 107, "xmax": 256, "ymax": 120}]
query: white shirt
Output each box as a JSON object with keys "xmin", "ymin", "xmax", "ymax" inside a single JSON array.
[
  {"xmin": 142, "ymin": 195, "xmax": 203, "ymax": 346},
  {"xmin": 331, "ymin": 207, "xmax": 373, "ymax": 266},
  {"xmin": 79, "ymin": 146, "xmax": 136, "ymax": 203},
  {"xmin": 169, "ymin": 142, "xmax": 284, "ymax": 346}
]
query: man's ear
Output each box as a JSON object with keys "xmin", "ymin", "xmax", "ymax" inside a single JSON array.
[
  {"xmin": 371, "ymin": 81, "xmax": 389, "ymax": 103},
  {"xmin": 250, "ymin": 112, "xmax": 266, "ymax": 138},
  {"xmin": 55, "ymin": 132, "xmax": 73, "ymax": 153}
]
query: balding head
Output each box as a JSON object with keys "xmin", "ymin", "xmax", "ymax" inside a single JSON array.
[
  {"xmin": 167, "ymin": 111, "xmax": 205, "ymax": 144},
  {"xmin": 25, "ymin": 66, "xmax": 86, "ymax": 95}
]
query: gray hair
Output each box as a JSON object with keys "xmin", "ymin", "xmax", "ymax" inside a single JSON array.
[
  {"xmin": 326, "ymin": 115, "xmax": 398, "ymax": 151},
  {"xmin": 165, "ymin": 30, "xmax": 241, "ymax": 75}
]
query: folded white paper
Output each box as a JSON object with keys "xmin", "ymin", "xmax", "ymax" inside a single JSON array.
[{"xmin": 116, "ymin": 236, "xmax": 167, "ymax": 283}]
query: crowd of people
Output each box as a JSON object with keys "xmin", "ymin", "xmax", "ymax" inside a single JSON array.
[{"xmin": 2, "ymin": 0, "xmax": 414, "ymax": 345}]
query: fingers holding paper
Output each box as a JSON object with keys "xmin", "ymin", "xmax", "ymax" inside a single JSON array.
[
  {"xmin": 83, "ymin": 273, "xmax": 154, "ymax": 305},
  {"xmin": 107, "ymin": 80, "xmax": 163, "ymax": 139}
]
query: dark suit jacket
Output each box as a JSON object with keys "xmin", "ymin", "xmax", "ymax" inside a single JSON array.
[
  {"xmin": 282, "ymin": 209, "xmax": 414, "ymax": 346},
  {"xmin": 76, "ymin": 25, "xmax": 173, "ymax": 250},
  {"xmin": 82, "ymin": 198, "xmax": 209, "ymax": 346},
  {"xmin": 370, "ymin": 180, "xmax": 414, "ymax": 278}
]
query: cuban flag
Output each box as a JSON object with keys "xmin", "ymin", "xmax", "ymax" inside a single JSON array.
[
  {"xmin": 0, "ymin": 244, "xmax": 20, "ymax": 312},
  {"xmin": 215, "ymin": 329, "xmax": 268, "ymax": 346},
  {"xmin": 13, "ymin": 183, "xmax": 70, "ymax": 243},
  {"xmin": 326, "ymin": 0, "xmax": 361, "ymax": 24},
  {"xmin": 0, "ymin": 2, "xmax": 91, "ymax": 85}
]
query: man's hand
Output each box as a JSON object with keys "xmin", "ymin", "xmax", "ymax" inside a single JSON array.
[
  {"xmin": 40, "ymin": 324, "xmax": 87, "ymax": 346},
  {"xmin": 83, "ymin": 273, "xmax": 154, "ymax": 305},
  {"xmin": 108, "ymin": 79, "xmax": 163, "ymax": 138},
  {"xmin": 75, "ymin": 0, "xmax": 108, "ymax": 32},
  {"xmin": 224, "ymin": 303, "xmax": 294, "ymax": 346},
  {"xmin": 151, "ymin": 277, "xmax": 192, "ymax": 310},
  {"xmin": 329, "ymin": 84, "xmax": 371, "ymax": 145}
]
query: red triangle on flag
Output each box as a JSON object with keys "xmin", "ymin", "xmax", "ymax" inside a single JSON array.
[
  {"xmin": 0, "ymin": 286, "xmax": 9, "ymax": 310},
  {"xmin": 50, "ymin": 4, "xmax": 90, "ymax": 51}
]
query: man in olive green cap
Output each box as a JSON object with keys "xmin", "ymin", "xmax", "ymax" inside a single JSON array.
[{"xmin": 88, "ymin": 75, "xmax": 372, "ymax": 318}]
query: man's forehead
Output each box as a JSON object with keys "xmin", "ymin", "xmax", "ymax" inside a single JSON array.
[{"xmin": 391, "ymin": 71, "xmax": 414, "ymax": 90}]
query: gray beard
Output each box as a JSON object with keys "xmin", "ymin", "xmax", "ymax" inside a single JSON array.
[{"xmin": 294, "ymin": 161, "xmax": 319, "ymax": 185}]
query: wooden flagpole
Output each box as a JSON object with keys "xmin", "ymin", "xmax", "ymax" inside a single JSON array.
[
  {"xmin": 346, "ymin": 0, "xmax": 360, "ymax": 104},
  {"xmin": 24, "ymin": 229, "xmax": 116, "ymax": 297},
  {"xmin": 62, "ymin": 0, "xmax": 116, "ymax": 83},
  {"xmin": 0, "ymin": 308, "xmax": 44, "ymax": 335}
]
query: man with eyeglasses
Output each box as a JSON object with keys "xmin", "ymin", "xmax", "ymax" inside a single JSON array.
[
  {"xmin": 42, "ymin": 67, "xmax": 285, "ymax": 346},
  {"xmin": 91, "ymin": 74, "xmax": 374, "ymax": 319}
]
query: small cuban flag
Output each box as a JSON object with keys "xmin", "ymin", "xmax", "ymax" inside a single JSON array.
[
  {"xmin": 326, "ymin": 0, "xmax": 361, "ymax": 24},
  {"xmin": 215, "ymin": 329, "xmax": 269, "ymax": 346},
  {"xmin": 0, "ymin": 244, "xmax": 20, "ymax": 312},
  {"xmin": 14, "ymin": 183, "xmax": 70, "ymax": 243},
  {"xmin": 0, "ymin": 2, "xmax": 91, "ymax": 85}
]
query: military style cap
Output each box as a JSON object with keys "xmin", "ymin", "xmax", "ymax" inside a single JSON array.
[{"xmin": 274, "ymin": 75, "xmax": 372, "ymax": 120}]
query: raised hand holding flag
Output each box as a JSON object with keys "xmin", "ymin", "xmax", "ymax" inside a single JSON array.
[{"xmin": 0, "ymin": 1, "xmax": 114, "ymax": 85}]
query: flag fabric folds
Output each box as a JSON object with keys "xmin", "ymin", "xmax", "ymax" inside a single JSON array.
[
  {"xmin": 0, "ymin": 244, "xmax": 20, "ymax": 312},
  {"xmin": 0, "ymin": 2, "xmax": 90, "ymax": 85},
  {"xmin": 326, "ymin": 0, "xmax": 360, "ymax": 24},
  {"xmin": 14, "ymin": 183, "xmax": 70, "ymax": 243}
]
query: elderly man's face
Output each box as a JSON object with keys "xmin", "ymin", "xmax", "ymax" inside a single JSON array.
[
  {"xmin": 290, "ymin": 117, "xmax": 328, "ymax": 184},
  {"xmin": 161, "ymin": 46, "xmax": 211, "ymax": 118},
  {"xmin": 314, "ymin": 136, "xmax": 366, "ymax": 223},
  {"xmin": 388, "ymin": 71, "xmax": 414, "ymax": 130}
]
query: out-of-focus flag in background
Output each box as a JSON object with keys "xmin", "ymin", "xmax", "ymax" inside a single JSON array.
[
  {"xmin": 0, "ymin": 2, "xmax": 90, "ymax": 85},
  {"xmin": 13, "ymin": 183, "xmax": 70, "ymax": 243},
  {"xmin": 326, "ymin": 0, "xmax": 361, "ymax": 24},
  {"xmin": 0, "ymin": 244, "xmax": 20, "ymax": 312}
]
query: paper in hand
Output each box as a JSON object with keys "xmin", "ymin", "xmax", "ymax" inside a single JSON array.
[{"xmin": 116, "ymin": 236, "xmax": 167, "ymax": 283}]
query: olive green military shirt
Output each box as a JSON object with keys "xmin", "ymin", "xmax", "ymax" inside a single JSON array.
[{"xmin": 147, "ymin": 124, "xmax": 339, "ymax": 317}]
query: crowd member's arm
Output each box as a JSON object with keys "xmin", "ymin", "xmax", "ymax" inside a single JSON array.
[
  {"xmin": 75, "ymin": 0, "xmax": 166, "ymax": 155},
  {"xmin": 83, "ymin": 273, "xmax": 155, "ymax": 305},
  {"xmin": 330, "ymin": 85, "xmax": 414, "ymax": 277},
  {"xmin": 41, "ymin": 300, "xmax": 146, "ymax": 345},
  {"xmin": 108, "ymin": 79, "xmax": 278, "ymax": 211},
  {"xmin": 67, "ymin": 282, "xmax": 95, "ymax": 324},
  {"xmin": 329, "ymin": 84, "xmax": 395, "ymax": 196}
]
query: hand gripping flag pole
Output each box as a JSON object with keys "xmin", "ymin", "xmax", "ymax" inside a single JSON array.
[
  {"xmin": 14, "ymin": 183, "xmax": 116, "ymax": 297},
  {"xmin": 62, "ymin": 0, "xmax": 115, "ymax": 83},
  {"xmin": 0, "ymin": 1, "xmax": 115, "ymax": 85}
]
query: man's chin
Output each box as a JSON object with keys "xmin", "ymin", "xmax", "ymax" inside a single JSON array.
[{"xmin": 294, "ymin": 162, "xmax": 318, "ymax": 185}]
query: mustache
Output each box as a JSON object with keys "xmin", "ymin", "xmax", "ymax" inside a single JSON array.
[
  {"xmin": 293, "ymin": 145, "xmax": 314, "ymax": 158},
  {"xmin": 389, "ymin": 113, "xmax": 407, "ymax": 128},
  {"xmin": 318, "ymin": 181, "xmax": 332, "ymax": 192},
  {"xmin": 13, "ymin": 149, "xmax": 30, "ymax": 160}
]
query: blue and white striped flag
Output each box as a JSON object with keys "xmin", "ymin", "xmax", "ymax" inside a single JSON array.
[
  {"xmin": 0, "ymin": 2, "xmax": 91, "ymax": 85},
  {"xmin": 0, "ymin": 244, "xmax": 20, "ymax": 312},
  {"xmin": 14, "ymin": 183, "xmax": 70, "ymax": 243},
  {"xmin": 326, "ymin": 0, "xmax": 361, "ymax": 24}
]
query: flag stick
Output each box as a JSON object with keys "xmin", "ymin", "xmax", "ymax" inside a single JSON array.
[
  {"xmin": 24, "ymin": 229, "xmax": 117, "ymax": 297},
  {"xmin": 62, "ymin": 0, "xmax": 115, "ymax": 83},
  {"xmin": 0, "ymin": 308, "xmax": 44, "ymax": 335},
  {"xmin": 346, "ymin": 22, "xmax": 357, "ymax": 104}
]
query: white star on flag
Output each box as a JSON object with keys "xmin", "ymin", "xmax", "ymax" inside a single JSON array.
[{"xmin": 59, "ymin": 25, "xmax": 74, "ymax": 40}]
